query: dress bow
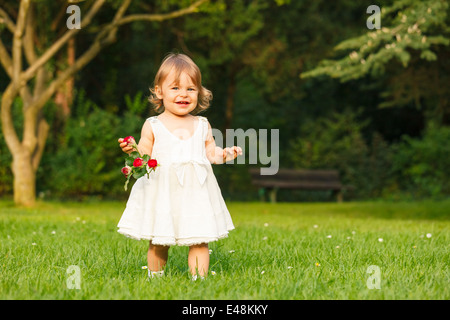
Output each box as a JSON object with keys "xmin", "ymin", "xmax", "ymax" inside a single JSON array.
[{"xmin": 173, "ymin": 160, "xmax": 208, "ymax": 186}]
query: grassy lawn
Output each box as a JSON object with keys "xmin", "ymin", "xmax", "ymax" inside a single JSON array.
[{"xmin": 0, "ymin": 200, "xmax": 448, "ymax": 300}]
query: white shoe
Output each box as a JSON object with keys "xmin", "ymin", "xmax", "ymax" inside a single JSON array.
[
  {"xmin": 191, "ymin": 274, "xmax": 205, "ymax": 281},
  {"xmin": 148, "ymin": 270, "xmax": 164, "ymax": 279}
]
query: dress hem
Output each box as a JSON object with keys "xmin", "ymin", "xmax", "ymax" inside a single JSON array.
[{"xmin": 117, "ymin": 228, "xmax": 234, "ymax": 246}]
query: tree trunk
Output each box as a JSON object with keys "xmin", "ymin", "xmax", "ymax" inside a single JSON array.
[
  {"xmin": 1, "ymin": 84, "xmax": 48, "ymax": 207},
  {"xmin": 12, "ymin": 150, "xmax": 36, "ymax": 207},
  {"xmin": 224, "ymin": 73, "xmax": 236, "ymax": 130},
  {"xmin": 224, "ymin": 61, "xmax": 241, "ymax": 130}
]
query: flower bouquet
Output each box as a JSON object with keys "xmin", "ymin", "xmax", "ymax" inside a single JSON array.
[{"xmin": 121, "ymin": 136, "xmax": 159, "ymax": 191}]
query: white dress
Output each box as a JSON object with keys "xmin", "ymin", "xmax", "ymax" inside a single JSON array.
[{"xmin": 117, "ymin": 116, "xmax": 234, "ymax": 246}]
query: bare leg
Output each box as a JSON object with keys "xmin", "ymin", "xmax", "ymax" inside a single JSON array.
[
  {"xmin": 188, "ymin": 243, "xmax": 209, "ymax": 277},
  {"xmin": 147, "ymin": 243, "xmax": 169, "ymax": 271}
]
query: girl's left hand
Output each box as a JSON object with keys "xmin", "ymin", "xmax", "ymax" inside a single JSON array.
[{"xmin": 223, "ymin": 146, "xmax": 243, "ymax": 162}]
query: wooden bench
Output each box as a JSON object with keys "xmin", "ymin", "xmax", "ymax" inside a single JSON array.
[{"xmin": 249, "ymin": 168, "xmax": 344, "ymax": 203}]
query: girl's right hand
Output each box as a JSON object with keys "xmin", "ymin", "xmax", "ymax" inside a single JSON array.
[{"xmin": 118, "ymin": 138, "xmax": 134, "ymax": 154}]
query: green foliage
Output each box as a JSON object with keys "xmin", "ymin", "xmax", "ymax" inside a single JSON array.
[
  {"xmin": 37, "ymin": 91, "xmax": 148, "ymax": 199},
  {"xmin": 300, "ymin": 0, "xmax": 450, "ymax": 122},
  {"xmin": 182, "ymin": 0, "xmax": 267, "ymax": 65},
  {"xmin": 45, "ymin": 106, "xmax": 122, "ymax": 197},
  {"xmin": 288, "ymin": 109, "xmax": 394, "ymax": 199},
  {"xmin": 301, "ymin": 0, "xmax": 450, "ymax": 82},
  {"xmin": 124, "ymin": 92, "xmax": 148, "ymax": 115},
  {"xmin": 391, "ymin": 124, "xmax": 450, "ymax": 198}
]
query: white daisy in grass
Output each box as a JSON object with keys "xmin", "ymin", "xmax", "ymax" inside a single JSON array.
[
  {"xmin": 378, "ymin": 238, "xmax": 383, "ymax": 242},
  {"xmin": 262, "ymin": 236, "xmax": 268, "ymax": 241},
  {"xmin": 229, "ymin": 250, "xmax": 235, "ymax": 254},
  {"xmin": 261, "ymin": 271, "xmax": 265, "ymax": 275},
  {"xmin": 264, "ymin": 223, "xmax": 269, "ymax": 227},
  {"xmin": 313, "ymin": 225, "xmax": 318, "ymax": 228},
  {"xmin": 327, "ymin": 235, "xmax": 332, "ymax": 238},
  {"xmin": 209, "ymin": 249, "xmax": 213, "ymax": 254},
  {"xmin": 211, "ymin": 271, "xmax": 216, "ymax": 276},
  {"xmin": 426, "ymin": 233, "xmax": 432, "ymax": 238},
  {"xmin": 141, "ymin": 266, "xmax": 148, "ymax": 270},
  {"xmin": 315, "ymin": 262, "xmax": 321, "ymax": 267}
]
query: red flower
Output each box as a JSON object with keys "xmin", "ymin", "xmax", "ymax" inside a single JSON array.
[
  {"xmin": 148, "ymin": 159, "xmax": 158, "ymax": 168},
  {"xmin": 133, "ymin": 158, "xmax": 144, "ymax": 167},
  {"xmin": 124, "ymin": 136, "xmax": 136, "ymax": 145},
  {"xmin": 121, "ymin": 165, "xmax": 131, "ymax": 177},
  {"xmin": 120, "ymin": 135, "xmax": 159, "ymax": 191}
]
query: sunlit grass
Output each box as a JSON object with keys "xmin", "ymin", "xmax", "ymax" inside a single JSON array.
[{"xmin": 0, "ymin": 200, "xmax": 448, "ymax": 299}]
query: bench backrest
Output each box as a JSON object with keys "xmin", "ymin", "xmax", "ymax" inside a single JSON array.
[{"xmin": 249, "ymin": 168, "xmax": 340, "ymax": 182}]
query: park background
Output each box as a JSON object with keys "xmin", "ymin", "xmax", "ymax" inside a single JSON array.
[
  {"xmin": 0, "ymin": 0, "xmax": 449, "ymax": 203},
  {"xmin": 0, "ymin": 0, "xmax": 449, "ymax": 300}
]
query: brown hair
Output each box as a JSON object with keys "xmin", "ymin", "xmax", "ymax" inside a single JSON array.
[{"xmin": 148, "ymin": 53, "xmax": 212, "ymax": 114}]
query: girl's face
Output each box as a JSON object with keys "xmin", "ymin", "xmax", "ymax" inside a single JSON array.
[{"xmin": 155, "ymin": 69, "xmax": 198, "ymax": 117}]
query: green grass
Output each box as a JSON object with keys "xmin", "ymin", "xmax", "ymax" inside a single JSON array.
[{"xmin": 0, "ymin": 200, "xmax": 449, "ymax": 299}]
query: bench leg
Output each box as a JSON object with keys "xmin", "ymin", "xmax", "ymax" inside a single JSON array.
[
  {"xmin": 258, "ymin": 188, "xmax": 266, "ymax": 202},
  {"xmin": 268, "ymin": 187, "xmax": 278, "ymax": 203},
  {"xmin": 336, "ymin": 191, "xmax": 343, "ymax": 203}
]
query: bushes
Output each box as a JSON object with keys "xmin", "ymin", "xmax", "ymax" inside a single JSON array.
[
  {"xmin": 37, "ymin": 91, "xmax": 150, "ymax": 200},
  {"xmin": 391, "ymin": 124, "xmax": 450, "ymax": 198},
  {"xmin": 288, "ymin": 109, "xmax": 393, "ymax": 199},
  {"xmin": 42, "ymin": 108, "xmax": 123, "ymax": 197}
]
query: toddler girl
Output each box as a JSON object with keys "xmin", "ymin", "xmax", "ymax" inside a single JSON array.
[{"xmin": 117, "ymin": 53, "xmax": 242, "ymax": 280}]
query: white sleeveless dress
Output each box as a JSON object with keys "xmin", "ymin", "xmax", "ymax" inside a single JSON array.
[{"xmin": 117, "ymin": 116, "xmax": 234, "ymax": 246}]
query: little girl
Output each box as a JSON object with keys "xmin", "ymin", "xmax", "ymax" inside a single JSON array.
[{"xmin": 117, "ymin": 53, "xmax": 242, "ymax": 280}]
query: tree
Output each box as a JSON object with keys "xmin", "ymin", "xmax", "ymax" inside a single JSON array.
[
  {"xmin": 0, "ymin": 0, "xmax": 207, "ymax": 206},
  {"xmin": 300, "ymin": 0, "xmax": 450, "ymax": 122}
]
